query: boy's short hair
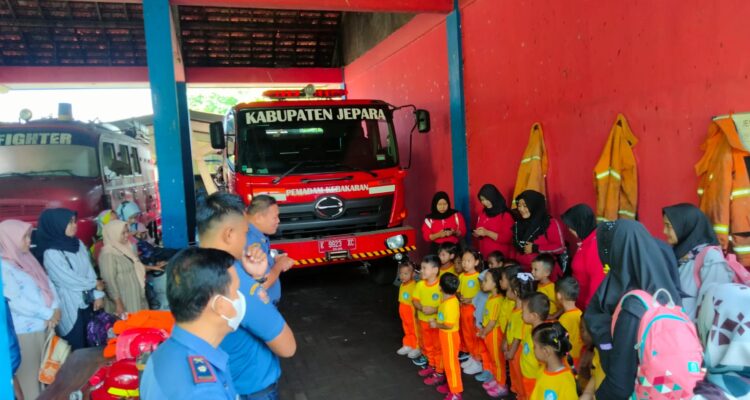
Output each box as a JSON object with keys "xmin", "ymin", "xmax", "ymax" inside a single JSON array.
[
  {"xmin": 438, "ymin": 242, "xmax": 459, "ymax": 256},
  {"xmin": 532, "ymin": 253, "xmax": 556, "ymax": 273},
  {"xmin": 196, "ymin": 192, "xmax": 245, "ymax": 236},
  {"xmin": 422, "ymin": 254, "xmax": 441, "ymax": 269},
  {"xmin": 439, "ymin": 273, "xmax": 460, "ymax": 295},
  {"xmin": 522, "ymin": 292, "xmax": 550, "ymax": 320},
  {"xmin": 487, "ymin": 251, "xmax": 505, "ymax": 263},
  {"xmin": 555, "ymin": 276, "xmax": 580, "ymax": 302},
  {"xmin": 399, "ymin": 260, "xmax": 416, "ymax": 271}
]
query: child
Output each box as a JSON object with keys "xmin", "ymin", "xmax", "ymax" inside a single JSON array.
[
  {"xmin": 473, "ymin": 251, "xmax": 505, "ymax": 382},
  {"xmin": 430, "ymin": 273, "xmax": 463, "ymax": 400},
  {"xmin": 555, "ymin": 277, "xmax": 583, "ymax": 367},
  {"xmin": 413, "ymin": 255, "xmax": 445, "ymax": 386},
  {"xmin": 396, "ymin": 261, "xmax": 421, "ymax": 359},
  {"xmin": 477, "ymin": 268, "xmax": 509, "ymax": 397},
  {"xmin": 579, "ymin": 318, "xmax": 604, "ymax": 400},
  {"xmin": 438, "ymin": 242, "xmax": 460, "ymax": 278},
  {"xmin": 531, "ymin": 254, "xmax": 559, "ymax": 317},
  {"xmin": 458, "ymin": 249, "xmax": 483, "ymax": 375},
  {"xmin": 530, "ymin": 322, "xmax": 578, "ymax": 400},
  {"xmin": 520, "ymin": 292, "xmax": 550, "ymax": 398},
  {"xmin": 504, "ymin": 272, "xmax": 536, "ymax": 400},
  {"xmin": 487, "ymin": 251, "xmax": 504, "ymax": 268}
]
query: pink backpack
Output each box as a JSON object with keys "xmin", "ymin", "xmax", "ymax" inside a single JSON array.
[
  {"xmin": 612, "ymin": 289, "xmax": 705, "ymax": 399},
  {"xmin": 693, "ymin": 245, "xmax": 750, "ymax": 286}
]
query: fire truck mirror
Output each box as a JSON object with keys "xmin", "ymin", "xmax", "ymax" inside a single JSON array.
[
  {"xmin": 416, "ymin": 109, "xmax": 431, "ymax": 134},
  {"xmin": 209, "ymin": 122, "xmax": 226, "ymax": 149}
]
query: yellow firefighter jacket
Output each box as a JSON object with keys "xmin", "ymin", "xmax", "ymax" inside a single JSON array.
[
  {"xmin": 513, "ymin": 123, "xmax": 548, "ymax": 203},
  {"xmin": 594, "ymin": 114, "xmax": 639, "ymax": 222}
]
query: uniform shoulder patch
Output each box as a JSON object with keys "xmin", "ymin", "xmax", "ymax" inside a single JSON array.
[{"xmin": 188, "ymin": 356, "xmax": 217, "ymax": 384}]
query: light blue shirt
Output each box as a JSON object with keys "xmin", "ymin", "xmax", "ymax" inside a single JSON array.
[
  {"xmin": 473, "ymin": 270, "xmax": 489, "ymax": 329},
  {"xmin": 2, "ymin": 259, "xmax": 59, "ymax": 334}
]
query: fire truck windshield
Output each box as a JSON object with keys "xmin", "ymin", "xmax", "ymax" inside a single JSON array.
[
  {"xmin": 236, "ymin": 106, "xmax": 399, "ymax": 176},
  {"xmin": 0, "ymin": 144, "xmax": 99, "ymax": 178}
]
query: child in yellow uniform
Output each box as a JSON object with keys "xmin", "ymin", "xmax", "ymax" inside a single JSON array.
[
  {"xmin": 413, "ymin": 255, "xmax": 444, "ymax": 385},
  {"xmin": 580, "ymin": 318, "xmax": 605, "ymax": 400},
  {"xmin": 477, "ymin": 269, "xmax": 509, "ymax": 397},
  {"xmin": 396, "ymin": 261, "xmax": 421, "ymax": 359},
  {"xmin": 458, "ymin": 249, "xmax": 483, "ymax": 375},
  {"xmin": 430, "ymin": 273, "xmax": 463, "ymax": 400},
  {"xmin": 520, "ymin": 291, "xmax": 550, "ymax": 397},
  {"xmin": 438, "ymin": 242, "xmax": 460, "ymax": 278},
  {"xmin": 504, "ymin": 271, "xmax": 537, "ymax": 400},
  {"xmin": 531, "ymin": 254, "xmax": 558, "ymax": 317},
  {"xmin": 530, "ymin": 322, "xmax": 578, "ymax": 400},
  {"xmin": 555, "ymin": 277, "xmax": 583, "ymax": 367}
]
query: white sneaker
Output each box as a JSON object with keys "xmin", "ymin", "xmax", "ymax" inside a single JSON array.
[
  {"xmin": 463, "ymin": 359, "xmax": 483, "ymax": 375},
  {"xmin": 396, "ymin": 346, "xmax": 412, "ymax": 356},
  {"xmin": 407, "ymin": 348, "xmax": 422, "ymax": 359},
  {"xmin": 460, "ymin": 358, "xmax": 474, "ymax": 368}
]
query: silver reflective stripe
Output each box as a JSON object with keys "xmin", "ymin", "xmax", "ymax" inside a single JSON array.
[
  {"xmin": 618, "ymin": 210, "xmax": 636, "ymax": 218},
  {"xmin": 714, "ymin": 225, "xmax": 729, "ymax": 234},
  {"xmin": 730, "ymin": 188, "xmax": 750, "ymax": 200},
  {"xmin": 521, "ymin": 156, "xmax": 542, "ymax": 164},
  {"xmin": 596, "ymin": 169, "xmax": 622, "ymax": 180},
  {"xmin": 596, "ymin": 217, "xmax": 609, "ymax": 222},
  {"xmin": 733, "ymin": 245, "xmax": 750, "ymax": 254}
]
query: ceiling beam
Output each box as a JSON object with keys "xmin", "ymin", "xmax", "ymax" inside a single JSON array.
[{"xmin": 65, "ymin": 0, "xmax": 453, "ymax": 13}]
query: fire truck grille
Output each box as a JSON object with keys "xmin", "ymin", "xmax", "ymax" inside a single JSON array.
[
  {"xmin": 272, "ymin": 195, "xmax": 394, "ymax": 240},
  {"xmin": 0, "ymin": 202, "xmax": 47, "ymax": 222}
]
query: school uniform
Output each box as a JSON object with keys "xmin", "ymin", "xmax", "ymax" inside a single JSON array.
[
  {"xmin": 529, "ymin": 367, "xmax": 578, "ymax": 400},
  {"xmin": 520, "ymin": 323, "xmax": 542, "ymax": 396},
  {"xmin": 537, "ymin": 281, "xmax": 558, "ymax": 315},
  {"xmin": 481, "ymin": 294, "xmax": 506, "ymax": 385},
  {"xmin": 413, "ymin": 279, "xmax": 443, "ymax": 372},
  {"xmin": 558, "ymin": 308, "xmax": 583, "ymax": 366},
  {"xmin": 458, "ymin": 271, "xmax": 482, "ymax": 360},
  {"xmin": 397, "ymin": 280, "xmax": 418, "ymax": 350},
  {"xmin": 507, "ymin": 308, "xmax": 526, "ymax": 399},
  {"xmin": 437, "ymin": 295, "xmax": 462, "ymax": 394}
]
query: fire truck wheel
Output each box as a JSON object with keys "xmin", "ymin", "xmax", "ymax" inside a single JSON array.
[{"xmin": 368, "ymin": 258, "xmax": 398, "ymax": 286}]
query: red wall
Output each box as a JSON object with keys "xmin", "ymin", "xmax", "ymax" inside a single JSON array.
[
  {"xmin": 461, "ymin": 0, "xmax": 750, "ymax": 237},
  {"xmin": 345, "ymin": 14, "xmax": 453, "ymax": 255}
]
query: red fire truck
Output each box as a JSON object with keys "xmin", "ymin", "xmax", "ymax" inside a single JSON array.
[{"xmin": 210, "ymin": 86, "xmax": 430, "ymax": 283}]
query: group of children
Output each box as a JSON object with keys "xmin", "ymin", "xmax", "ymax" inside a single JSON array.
[{"xmin": 397, "ymin": 243, "xmax": 601, "ymax": 400}]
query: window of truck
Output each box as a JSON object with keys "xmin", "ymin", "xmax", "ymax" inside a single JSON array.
[
  {"xmin": 0, "ymin": 144, "xmax": 99, "ymax": 178},
  {"xmin": 117, "ymin": 144, "xmax": 133, "ymax": 175},
  {"xmin": 130, "ymin": 147, "xmax": 142, "ymax": 175}
]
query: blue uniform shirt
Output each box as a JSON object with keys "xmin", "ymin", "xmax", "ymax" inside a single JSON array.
[
  {"xmin": 140, "ymin": 325, "xmax": 237, "ymax": 400},
  {"xmin": 245, "ymin": 224, "xmax": 281, "ymax": 304},
  {"xmin": 220, "ymin": 261, "xmax": 285, "ymax": 395}
]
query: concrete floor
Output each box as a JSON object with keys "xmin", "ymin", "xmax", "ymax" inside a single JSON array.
[{"xmin": 277, "ymin": 263, "xmax": 507, "ymax": 400}]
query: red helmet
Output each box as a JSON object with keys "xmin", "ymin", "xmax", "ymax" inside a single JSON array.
[
  {"xmin": 115, "ymin": 327, "xmax": 168, "ymax": 361},
  {"xmin": 89, "ymin": 359, "xmax": 140, "ymax": 400}
]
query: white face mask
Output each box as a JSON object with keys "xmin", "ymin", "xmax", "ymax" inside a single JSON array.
[{"xmin": 212, "ymin": 291, "xmax": 246, "ymax": 331}]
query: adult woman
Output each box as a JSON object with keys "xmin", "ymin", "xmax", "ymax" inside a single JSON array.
[
  {"xmin": 34, "ymin": 208, "xmax": 104, "ymax": 350},
  {"xmin": 583, "ymin": 220, "xmax": 682, "ymax": 400},
  {"xmin": 692, "ymin": 283, "xmax": 750, "ymax": 399},
  {"xmin": 561, "ymin": 204, "xmax": 606, "ymax": 309},
  {"xmin": 511, "ymin": 190, "xmax": 565, "ymax": 276},
  {"xmin": 472, "ymin": 184, "xmax": 514, "ymax": 258},
  {"xmin": 0, "ymin": 219, "xmax": 60, "ymax": 398},
  {"xmin": 99, "ymin": 220, "xmax": 148, "ymax": 315},
  {"xmin": 421, "ymin": 191, "xmax": 466, "ymax": 254},
  {"xmin": 663, "ymin": 203, "xmax": 734, "ymax": 321}
]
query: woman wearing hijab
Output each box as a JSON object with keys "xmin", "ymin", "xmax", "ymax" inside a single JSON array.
[
  {"xmin": 35, "ymin": 208, "xmax": 105, "ymax": 350},
  {"xmin": 693, "ymin": 283, "xmax": 750, "ymax": 400},
  {"xmin": 421, "ymin": 191, "xmax": 467, "ymax": 254},
  {"xmin": 0, "ymin": 219, "xmax": 60, "ymax": 398},
  {"xmin": 561, "ymin": 204, "xmax": 606, "ymax": 309},
  {"xmin": 663, "ymin": 203, "xmax": 734, "ymax": 321},
  {"xmin": 583, "ymin": 220, "xmax": 682, "ymax": 400},
  {"xmin": 99, "ymin": 220, "xmax": 148, "ymax": 316},
  {"xmin": 512, "ymin": 190, "xmax": 565, "ymax": 275},
  {"xmin": 472, "ymin": 184, "xmax": 514, "ymax": 257}
]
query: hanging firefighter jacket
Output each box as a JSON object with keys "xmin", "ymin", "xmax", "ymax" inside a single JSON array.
[
  {"xmin": 513, "ymin": 122, "xmax": 548, "ymax": 204},
  {"xmin": 594, "ymin": 114, "xmax": 639, "ymax": 222},
  {"xmin": 696, "ymin": 115, "xmax": 750, "ymax": 267}
]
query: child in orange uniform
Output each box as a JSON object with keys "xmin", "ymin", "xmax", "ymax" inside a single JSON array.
[
  {"xmin": 531, "ymin": 254, "xmax": 559, "ymax": 317},
  {"xmin": 477, "ymin": 268, "xmax": 509, "ymax": 397},
  {"xmin": 413, "ymin": 255, "xmax": 445, "ymax": 386},
  {"xmin": 431, "ymin": 273, "xmax": 463, "ymax": 400},
  {"xmin": 396, "ymin": 260, "xmax": 421, "ymax": 359},
  {"xmin": 438, "ymin": 242, "xmax": 460, "ymax": 278},
  {"xmin": 457, "ymin": 249, "xmax": 483, "ymax": 375},
  {"xmin": 520, "ymin": 292, "xmax": 551, "ymax": 397},
  {"xmin": 530, "ymin": 322, "xmax": 578, "ymax": 400},
  {"xmin": 504, "ymin": 272, "xmax": 537, "ymax": 400},
  {"xmin": 555, "ymin": 277, "xmax": 583, "ymax": 367}
]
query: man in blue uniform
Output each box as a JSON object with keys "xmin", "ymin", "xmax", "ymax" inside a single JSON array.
[
  {"xmin": 197, "ymin": 193, "xmax": 297, "ymax": 400},
  {"xmin": 140, "ymin": 247, "xmax": 252, "ymax": 400}
]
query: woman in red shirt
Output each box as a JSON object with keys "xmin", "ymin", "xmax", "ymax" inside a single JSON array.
[
  {"xmin": 472, "ymin": 184, "xmax": 514, "ymax": 258},
  {"xmin": 561, "ymin": 204, "xmax": 605, "ymax": 310},
  {"xmin": 422, "ymin": 191, "xmax": 466, "ymax": 254},
  {"xmin": 512, "ymin": 190, "xmax": 564, "ymax": 278}
]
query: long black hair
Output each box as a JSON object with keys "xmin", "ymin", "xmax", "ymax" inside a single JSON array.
[{"xmin": 533, "ymin": 321, "xmax": 575, "ymax": 373}]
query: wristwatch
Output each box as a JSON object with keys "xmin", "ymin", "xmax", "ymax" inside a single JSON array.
[{"xmin": 255, "ymin": 275, "xmax": 268, "ymax": 284}]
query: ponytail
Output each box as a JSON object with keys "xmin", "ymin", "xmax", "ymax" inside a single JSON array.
[{"xmin": 532, "ymin": 321, "xmax": 576, "ymax": 374}]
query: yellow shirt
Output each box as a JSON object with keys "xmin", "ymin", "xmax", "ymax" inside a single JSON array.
[
  {"xmin": 482, "ymin": 294, "xmax": 503, "ymax": 328},
  {"xmin": 437, "ymin": 296, "xmax": 460, "ymax": 332},
  {"xmin": 506, "ymin": 308, "xmax": 524, "ymax": 342},
  {"xmin": 498, "ymin": 297, "xmax": 516, "ymax": 333},
  {"xmin": 592, "ymin": 348, "xmax": 605, "ymax": 389},
  {"xmin": 537, "ymin": 281, "xmax": 558, "ymax": 315},
  {"xmin": 558, "ymin": 308, "xmax": 583, "ymax": 360},
  {"xmin": 459, "ymin": 271, "xmax": 481, "ymax": 300},
  {"xmin": 413, "ymin": 279, "xmax": 442, "ymax": 322},
  {"xmin": 520, "ymin": 323, "xmax": 542, "ymax": 379},
  {"xmin": 530, "ymin": 367, "xmax": 578, "ymax": 400},
  {"xmin": 439, "ymin": 264, "xmax": 457, "ymax": 278},
  {"xmin": 398, "ymin": 280, "xmax": 417, "ymax": 305}
]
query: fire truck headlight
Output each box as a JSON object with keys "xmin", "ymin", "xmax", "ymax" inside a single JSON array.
[
  {"xmin": 386, "ymin": 234, "xmax": 405, "ymax": 250},
  {"xmin": 394, "ymin": 253, "xmax": 404, "ymax": 261}
]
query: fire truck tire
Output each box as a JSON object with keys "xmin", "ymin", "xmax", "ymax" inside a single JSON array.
[{"xmin": 368, "ymin": 258, "xmax": 398, "ymax": 286}]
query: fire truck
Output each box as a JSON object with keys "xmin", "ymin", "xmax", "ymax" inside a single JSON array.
[{"xmin": 209, "ymin": 85, "xmax": 430, "ymax": 283}]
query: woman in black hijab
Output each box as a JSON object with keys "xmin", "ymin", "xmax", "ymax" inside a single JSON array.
[
  {"xmin": 561, "ymin": 204, "xmax": 605, "ymax": 309},
  {"xmin": 512, "ymin": 190, "xmax": 565, "ymax": 276},
  {"xmin": 421, "ymin": 191, "xmax": 466, "ymax": 254},
  {"xmin": 583, "ymin": 219, "xmax": 682, "ymax": 400},
  {"xmin": 472, "ymin": 184, "xmax": 514, "ymax": 257},
  {"xmin": 662, "ymin": 203, "xmax": 733, "ymax": 320}
]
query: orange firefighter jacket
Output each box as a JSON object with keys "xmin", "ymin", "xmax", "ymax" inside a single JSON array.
[
  {"xmin": 594, "ymin": 114, "xmax": 639, "ymax": 222},
  {"xmin": 696, "ymin": 116, "xmax": 750, "ymax": 266},
  {"xmin": 513, "ymin": 123, "xmax": 548, "ymax": 203}
]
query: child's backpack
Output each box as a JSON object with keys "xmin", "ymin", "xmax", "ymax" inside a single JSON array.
[
  {"xmin": 611, "ymin": 289, "xmax": 705, "ymax": 399},
  {"xmin": 693, "ymin": 245, "xmax": 750, "ymax": 286},
  {"xmin": 87, "ymin": 310, "xmax": 118, "ymax": 347}
]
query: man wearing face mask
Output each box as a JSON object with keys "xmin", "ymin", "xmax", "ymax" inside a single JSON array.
[{"xmin": 140, "ymin": 247, "xmax": 246, "ymax": 399}]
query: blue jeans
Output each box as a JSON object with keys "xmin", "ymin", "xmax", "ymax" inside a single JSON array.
[{"xmin": 240, "ymin": 383, "xmax": 278, "ymax": 400}]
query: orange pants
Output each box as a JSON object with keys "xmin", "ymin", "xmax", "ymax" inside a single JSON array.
[
  {"xmin": 418, "ymin": 321, "xmax": 443, "ymax": 373},
  {"xmin": 459, "ymin": 304, "xmax": 482, "ymax": 359},
  {"xmin": 509, "ymin": 347, "xmax": 526, "ymax": 400},
  {"xmin": 482, "ymin": 328, "xmax": 506, "ymax": 385},
  {"xmin": 398, "ymin": 303, "xmax": 418, "ymax": 348},
  {"xmin": 439, "ymin": 330, "xmax": 463, "ymax": 394}
]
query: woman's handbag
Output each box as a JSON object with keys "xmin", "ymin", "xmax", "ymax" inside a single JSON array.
[{"xmin": 38, "ymin": 330, "xmax": 72, "ymax": 385}]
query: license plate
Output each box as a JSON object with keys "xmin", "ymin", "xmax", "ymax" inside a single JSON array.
[{"xmin": 318, "ymin": 237, "xmax": 357, "ymax": 253}]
